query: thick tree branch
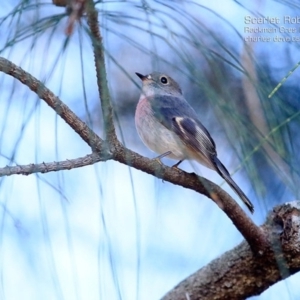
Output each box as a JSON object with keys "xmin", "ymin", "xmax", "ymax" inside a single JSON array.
[{"xmin": 161, "ymin": 201, "xmax": 300, "ymax": 300}]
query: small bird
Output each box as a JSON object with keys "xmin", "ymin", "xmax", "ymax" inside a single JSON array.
[{"xmin": 135, "ymin": 72, "xmax": 254, "ymax": 213}]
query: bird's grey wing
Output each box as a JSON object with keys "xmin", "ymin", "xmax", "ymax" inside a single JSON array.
[
  {"xmin": 150, "ymin": 95, "xmax": 216, "ymax": 156},
  {"xmin": 150, "ymin": 96, "xmax": 254, "ymax": 213}
]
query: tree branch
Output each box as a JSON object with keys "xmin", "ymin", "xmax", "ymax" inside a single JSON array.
[
  {"xmin": 112, "ymin": 145, "xmax": 267, "ymax": 252},
  {"xmin": 80, "ymin": 1, "xmax": 266, "ymax": 252},
  {"xmin": 0, "ymin": 53, "xmax": 266, "ymax": 253},
  {"xmin": 161, "ymin": 201, "xmax": 300, "ymax": 300},
  {"xmin": 0, "ymin": 1, "xmax": 267, "ymax": 254},
  {"xmin": 0, "ymin": 57, "xmax": 105, "ymax": 153},
  {"xmin": 0, "ymin": 153, "xmax": 111, "ymax": 177},
  {"xmin": 85, "ymin": 0, "xmax": 118, "ymax": 145}
]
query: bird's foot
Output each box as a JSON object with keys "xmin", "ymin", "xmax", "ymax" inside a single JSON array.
[
  {"xmin": 171, "ymin": 160, "xmax": 183, "ymax": 170},
  {"xmin": 153, "ymin": 151, "xmax": 172, "ymax": 165}
]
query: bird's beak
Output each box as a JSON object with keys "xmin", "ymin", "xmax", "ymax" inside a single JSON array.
[{"xmin": 135, "ymin": 72, "xmax": 147, "ymax": 81}]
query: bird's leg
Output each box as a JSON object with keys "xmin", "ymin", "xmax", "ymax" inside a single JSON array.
[
  {"xmin": 172, "ymin": 160, "xmax": 183, "ymax": 169},
  {"xmin": 154, "ymin": 151, "xmax": 172, "ymax": 165}
]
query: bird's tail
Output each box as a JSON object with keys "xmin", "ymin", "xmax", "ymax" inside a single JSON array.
[{"xmin": 213, "ymin": 157, "xmax": 254, "ymax": 213}]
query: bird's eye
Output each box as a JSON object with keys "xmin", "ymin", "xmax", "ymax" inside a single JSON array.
[{"xmin": 160, "ymin": 76, "xmax": 168, "ymax": 84}]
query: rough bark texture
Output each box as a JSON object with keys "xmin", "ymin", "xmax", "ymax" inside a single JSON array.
[{"xmin": 162, "ymin": 201, "xmax": 300, "ymax": 300}]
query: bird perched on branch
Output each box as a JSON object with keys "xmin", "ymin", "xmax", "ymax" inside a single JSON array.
[{"xmin": 135, "ymin": 72, "xmax": 254, "ymax": 213}]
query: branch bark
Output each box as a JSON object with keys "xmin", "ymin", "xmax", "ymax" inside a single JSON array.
[
  {"xmin": 0, "ymin": 153, "xmax": 111, "ymax": 177},
  {"xmin": 86, "ymin": 0, "xmax": 117, "ymax": 145},
  {"xmin": 162, "ymin": 201, "xmax": 300, "ymax": 300},
  {"xmin": 0, "ymin": 57, "xmax": 105, "ymax": 153}
]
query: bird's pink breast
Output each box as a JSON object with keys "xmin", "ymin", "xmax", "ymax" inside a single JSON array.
[{"xmin": 135, "ymin": 97, "xmax": 187, "ymax": 160}]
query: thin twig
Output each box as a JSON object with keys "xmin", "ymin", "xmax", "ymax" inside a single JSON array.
[
  {"xmin": 0, "ymin": 153, "xmax": 111, "ymax": 177},
  {"xmin": 85, "ymin": 0, "xmax": 117, "ymax": 145}
]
